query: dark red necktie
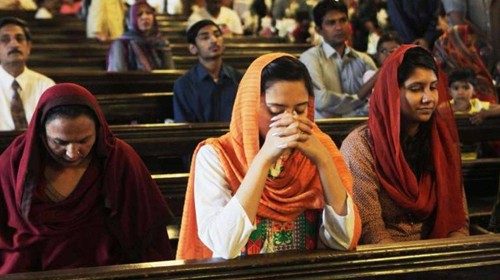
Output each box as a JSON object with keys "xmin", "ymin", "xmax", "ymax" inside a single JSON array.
[{"xmin": 10, "ymin": 80, "xmax": 28, "ymax": 130}]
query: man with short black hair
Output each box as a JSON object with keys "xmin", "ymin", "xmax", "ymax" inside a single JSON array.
[
  {"xmin": 173, "ymin": 20, "xmax": 242, "ymax": 123},
  {"xmin": 0, "ymin": 17, "xmax": 55, "ymax": 130},
  {"xmin": 300, "ymin": 0, "xmax": 377, "ymax": 118}
]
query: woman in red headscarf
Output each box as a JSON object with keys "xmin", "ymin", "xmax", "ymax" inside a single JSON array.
[
  {"xmin": 0, "ymin": 83, "xmax": 173, "ymax": 274},
  {"xmin": 177, "ymin": 53, "xmax": 361, "ymax": 260},
  {"xmin": 341, "ymin": 45, "xmax": 469, "ymax": 244},
  {"xmin": 107, "ymin": 0, "xmax": 174, "ymax": 71}
]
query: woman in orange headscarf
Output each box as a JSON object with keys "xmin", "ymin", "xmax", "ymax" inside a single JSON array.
[
  {"xmin": 341, "ymin": 45, "xmax": 469, "ymax": 244},
  {"xmin": 177, "ymin": 53, "xmax": 361, "ymax": 260}
]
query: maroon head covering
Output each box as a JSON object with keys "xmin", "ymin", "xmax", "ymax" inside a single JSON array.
[
  {"xmin": 0, "ymin": 83, "xmax": 172, "ymax": 274},
  {"xmin": 368, "ymin": 45, "xmax": 467, "ymax": 238}
]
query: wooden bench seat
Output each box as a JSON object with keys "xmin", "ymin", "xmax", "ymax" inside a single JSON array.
[
  {"xmin": 29, "ymin": 24, "xmax": 187, "ymax": 35},
  {"xmin": 155, "ymin": 157, "xmax": 500, "ymax": 219},
  {"xmin": 96, "ymin": 92, "xmax": 173, "ymax": 124},
  {"xmin": 30, "ymin": 43, "xmax": 310, "ymax": 58},
  {"xmin": 2, "ymin": 234, "xmax": 499, "ymax": 279},
  {"xmin": 31, "ymin": 34, "xmax": 288, "ymax": 45},
  {"xmin": 153, "ymin": 156, "xmax": 500, "ymax": 223},
  {"xmin": 2, "ymin": 116, "xmax": 499, "ymax": 172},
  {"xmin": 44, "ymin": 70, "xmax": 184, "ymax": 94},
  {"xmin": 29, "ymin": 54, "xmax": 261, "ymax": 71},
  {"xmin": 2, "ymin": 117, "xmax": 498, "ymax": 190}
]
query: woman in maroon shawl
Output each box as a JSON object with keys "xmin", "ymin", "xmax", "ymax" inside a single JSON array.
[
  {"xmin": 341, "ymin": 45, "xmax": 469, "ymax": 244},
  {"xmin": 0, "ymin": 83, "xmax": 173, "ymax": 274}
]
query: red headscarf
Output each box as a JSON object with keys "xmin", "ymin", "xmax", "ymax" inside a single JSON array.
[
  {"xmin": 368, "ymin": 45, "xmax": 467, "ymax": 238},
  {"xmin": 177, "ymin": 53, "xmax": 361, "ymax": 260},
  {"xmin": 0, "ymin": 83, "xmax": 172, "ymax": 274}
]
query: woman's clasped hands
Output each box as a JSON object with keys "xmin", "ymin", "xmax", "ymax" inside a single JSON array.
[{"xmin": 262, "ymin": 111, "xmax": 328, "ymax": 165}]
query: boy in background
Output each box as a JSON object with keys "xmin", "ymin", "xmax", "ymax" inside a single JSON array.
[{"xmin": 449, "ymin": 68, "xmax": 500, "ymax": 125}]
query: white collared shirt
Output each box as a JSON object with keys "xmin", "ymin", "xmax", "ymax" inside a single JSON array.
[
  {"xmin": 0, "ymin": 66, "xmax": 55, "ymax": 130},
  {"xmin": 187, "ymin": 6, "xmax": 244, "ymax": 35}
]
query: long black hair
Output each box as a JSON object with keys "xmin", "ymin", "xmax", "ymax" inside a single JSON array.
[
  {"xmin": 397, "ymin": 47, "xmax": 437, "ymax": 86},
  {"xmin": 42, "ymin": 104, "xmax": 99, "ymax": 132},
  {"xmin": 260, "ymin": 56, "xmax": 314, "ymax": 96}
]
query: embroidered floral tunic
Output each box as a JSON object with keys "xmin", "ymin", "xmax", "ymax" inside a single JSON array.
[{"xmin": 194, "ymin": 145, "xmax": 356, "ymax": 258}]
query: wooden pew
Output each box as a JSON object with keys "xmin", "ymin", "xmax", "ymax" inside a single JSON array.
[
  {"xmin": 154, "ymin": 173, "xmax": 187, "ymax": 222},
  {"xmin": 31, "ymin": 33, "xmax": 289, "ymax": 44},
  {"xmin": 0, "ymin": 9, "xmax": 36, "ymax": 19},
  {"xmin": 23, "ymin": 16, "xmax": 309, "ymax": 71},
  {"xmin": 2, "ymin": 234, "xmax": 499, "ymax": 279},
  {"xmin": 30, "ymin": 43, "xmax": 311, "ymax": 58},
  {"xmin": 44, "ymin": 70, "xmax": 184, "ymax": 94},
  {"xmin": 157, "ymin": 162, "xmax": 497, "ymax": 251},
  {"xmin": 0, "ymin": 11, "xmax": 186, "ymax": 23},
  {"xmin": 96, "ymin": 92, "xmax": 173, "ymax": 124},
  {"xmin": 3, "ymin": 117, "xmax": 498, "ymax": 221},
  {"xmin": 28, "ymin": 54, "xmax": 261, "ymax": 71},
  {"xmin": 2, "ymin": 116, "xmax": 499, "ymax": 173},
  {"xmin": 3, "ymin": 11, "xmax": 287, "ymax": 45}
]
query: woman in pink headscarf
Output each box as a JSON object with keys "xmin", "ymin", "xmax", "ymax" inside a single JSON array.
[{"xmin": 0, "ymin": 83, "xmax": 173, "ymax": 274}]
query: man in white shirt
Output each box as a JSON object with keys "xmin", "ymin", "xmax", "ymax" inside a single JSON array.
[
  {"xmin": 300, "ymin": 0, "xmax": 377, "ymax": 118},
  {"xmin": 187, "ymin": 0, "xmax": 244, "ymax": 36},
  {"xmin": 0, "ymin": 17, "xmax": 55, "ymax": 131}
]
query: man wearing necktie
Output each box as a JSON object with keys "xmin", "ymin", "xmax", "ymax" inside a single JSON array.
[{"xmin": 0, "ymin": 17, "xmax": 54, "ymax": 130}]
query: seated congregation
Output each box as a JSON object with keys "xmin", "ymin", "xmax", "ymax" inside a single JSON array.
[
  {"xmin": 0, "ymin": 0, "xmax": 499, "ymax": 277},
  {"xmin": 0, "ymin": 50, "xmax": 498, "ymax": 279}
]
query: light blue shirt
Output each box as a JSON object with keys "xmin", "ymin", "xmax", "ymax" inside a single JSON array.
[{"xmin": 300, "ymin": 42, "xmax": 377, "ymax": 118}]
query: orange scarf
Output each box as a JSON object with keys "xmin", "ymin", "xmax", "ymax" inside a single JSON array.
[{"xmin": 176, "ymin": 53, "xmax": 360, "ymax": 260}]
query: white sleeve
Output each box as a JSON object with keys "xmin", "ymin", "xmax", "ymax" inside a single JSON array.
[
  {"xmin": 229, "ymin": 10, "xmax": 244, "ymax": 35},
  {"xmin": 362, "ymin": 70, "xmax": 376, "ymax": 84},
  {"xmin": 187, "ymin": 13, "xmax": 203, "ymax": 30},
  {"xmin": 319, "ymin": 195, "xmax": 355, "ymax": 250},
  {"xmin": 194, "ymin": 145, "xmax": 255, "ymax": 259},
  {"xmin": 86, "ymin": 0, "xmax": 105, "ymax": 37}
]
